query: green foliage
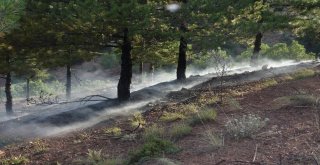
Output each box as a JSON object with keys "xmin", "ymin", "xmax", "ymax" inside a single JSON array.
[
  {"xmin": 100, "ymin": 52, "xmax": 120, "ymax": 69},
  {"xmin": 104, "ymin": 127, "xmax": 122, "ymax": 137},
  {"xmin": 272, "ymin": 94, "xmax": 318, "ymax": 109},
  {"xmin": 225, "ymin": 114, "xmax": 269, "ymax": 139},
  {"xmin": 160, "ymin": 112, "xmax": 186, "ymax": 123},
  {"xmin": 0, "ymin": 155, "xmax": 29, "ymax": 165},
  {"xmin": 189, "ymin": 109, "xmax": 217, "ymax": 126},
  {"xmin": 143, "ymin": 124, "xmax": 165, "ymax": 141},
  {"xmin": 259, "ymin": 79, "xmax": 278, "ymax": 88},
  {"xmin": 169, "ymin": 123, "xmax": 192, "ymax": 140},
  {"xmin": 237, "ymin": 41, "xmax": 315, "ymax": 61},
  {"xmin": 291, "ymin": 69, "xmax": 316, "ymax": 80},
  {"xmin": 130, "ymin": 112, "xmax": 146, "ymax": 128},
  {"xmin": 194, "ymin": 48, "xmax": 230, "ymax": 69},
  {"xmin": 0, "ymin": 0, "xmax": 25, "ymax": 34},
  {"xmin": 128, "ymin": 138, "xmax": 179, "ymax": 164},
  {"xmin": 202, "ymin": 130, "xmax": 224, "ymax": 149}
]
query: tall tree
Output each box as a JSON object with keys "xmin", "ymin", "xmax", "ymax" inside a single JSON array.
[{"xmin": 0, "ymin": 0, "xmax": 25, "ymax": 114}]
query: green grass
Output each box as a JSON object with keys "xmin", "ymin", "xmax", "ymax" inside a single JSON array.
[
  {"xmin": 130, "ymin": 112, "xmax": 146, "ymax": 128},
  {"xmin": 189, "ymin": 109, "xmax": 217, "ymax": 126},
  {"xmin": 104, "ymin": 127, "xmax": 122, "ymax": 137},
  {"xmin": 291, "ymin": 69, "xmax": 316, "ymax": 80},
  {"xmin": 143, "ymin": 124, "xmax": 165, "ymax": 141},
  {"xmin": 128, "ymin": 138, "xmax": 179, "ymax": 164},
  {"xmin": 272, "ymin": 94, "xmax": 318, "ymax": 108},
  {"xmin": 260, "ymin": 79, "xmax": 278, "ymax": 88},
  {"xmin": 225, "ymin": 114, "xmax": 268, "ymax": 139},
  {"xmin": 169, "ymin": 123, "xmax": 192, "ymax": 140},
  {"xmin": 202, "ymin": 130, "xmax": 224, "ymax": 149},
  {"xmin": 73, "ymin": 149, "xmax": 123, "ymax": 165},
  {"xmin": 160, "ymin": 112, "xmax": 186, "ymax": 122},
  {"xmin": 0, "ymin": 155, "xmax": 29, "ymax": 165}
]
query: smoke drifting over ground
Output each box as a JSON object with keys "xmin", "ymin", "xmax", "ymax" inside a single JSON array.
[{"xmin": 0, "ymin": 59, "xmax": 316, "ymax": 142}]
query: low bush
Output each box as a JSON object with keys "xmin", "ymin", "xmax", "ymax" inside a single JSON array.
[
  {"xmin": 128, "ymin": 138, "xmax": 179, "ymax": 164},
  {"xmin": 189, "ymin": 109, "xmax": 217, "ymax": 126},
  {"xmin": 291, "ymin": 69, "xmax": 316, "ymax": 80},
  {"xmin": 169, "ymin": 123, "xmax": 192, "ymax": 140},
  {"xmin": 202, "ymin": 130, "xmax": 224, "ymax": 149},
  {"xmin": 143, "ymin": 124, "xmax": 165, "ymax": 141},
  {"xmin": 225, "ymin": 114, "xmax": 268, "ymax": 139},
  {"xmin": 160, "ymin": 112, "xmax": 186, "ymax": 122},
  {"xmin": 0, "ymin": 155, "xmax": 29, "ymax": 165}
]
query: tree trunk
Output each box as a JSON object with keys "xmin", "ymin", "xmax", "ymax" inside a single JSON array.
[
  {"xmin": 149, "ymin": 63, "xmax": 155, "ymax": 83},
  {"xmin": 5, "ymin": 72, "xmax": 13, "ymax": 115},
  {"xmin": 117, "ymin": 28, "xmax": 132, "ymax": 101},
  {"xmin": 26, "ymin": 78, "xmax": 30, "ymax": 101},
  {"xmin": 139, "ymin": 61, "xmax": 143, "ymax": 83},
  {"xmin": 66, "ymin": 63, "xmax": 71, "ymax": 100},
  {"xmin": 251, "ymin": 32, "xmax": 263, "ymax": 65},
  {"xmin": 177, "ymin": 36, "xmax": 187, "ymax": 80}
]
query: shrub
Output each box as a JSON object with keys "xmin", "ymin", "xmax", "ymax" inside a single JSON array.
[
  {"xmin": 104, "ymin": 127, "xmax": 122, "ymax": 137},
  {"xmin": 128, "ymin": 138, "xmax": 179, "ymax": 164},
  {"xmin": 236, "ymin": 41, "xmax": 314, "ymax": 61},
  {"xmin": 73, "ymin": 149, "xmax": 123, "ymax": 165},
  {"xmin": 0, "ymin": 155, "xmax": 29, "ymax": 165},
  {"xmin": 169, "ymin": 123, "xmax": 192, "ymax": 140},
  {"xmin": 160, "ymin": 112, "xmax": 186, "ymax": 122},
  {"xmin": 130, "ymin": 112, "xmax": 146, "ymax": 128},
  {"xmin": 189, "ymin": 109, "xmax": 217, "ymax": 126},
  {"xmin": 182, "ymin": 104, "xmax": 199, "ymax": 114},
  {"xmin": 259, "ymin": 79, "xmax": 278, "ymax": 88},
  {"xmin": 202, "ymin": 130, "xmax": 224, "ymax": 149},
  {"xmin": 143, "ymin": 124, "xmax": 165, "ymax": 141},
  {"xmin": 100, "ymin": 52, "xmax": 120, "ymax": 69},
  {"xmin": 291, "ymin": 69, "xmax": 316, "ymax": 80},
  {"xmin": 225, "ymin": 114, "xmax": 269, "ymax": 139}
]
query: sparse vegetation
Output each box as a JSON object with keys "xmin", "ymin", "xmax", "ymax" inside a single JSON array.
[
  {"xmin": 160, "ymin": 112, "xmax": 186, "ymax": 123},
  {"xmin": 130, "ymin": 112, "xmax": 146, "ymax": 128},
  {"xmin": 104, "ymin": 127, "xmax": 122, "ymax": 137},
  {"xmin": 291, "ymin": 69, "xmax": 316, "ymax": 80},
  {"xmin": 169, "ymin": 123, "xmax": 192, "ymax": 140},
  {"xmin": 225, "ymin": 114, "xmax": 269, "ymax": 139},
  {"xmin": 202, "ymin": 130, "xmax": 224, "ymax": 149},
  {"xmin": 0, "ymin": 155, "xmax": 29, "ymax": 165},
  {"xmin": 189, "ymin": 109, "xmax": 217, "ymax": 126},
  {"xmin": 259, "ymin": 79, "xmax": 278, "ymax": 88},
  {"xmin": 73, "ymin": 149, "xmax": 123, "ymax": 165},
  {"xmin": 182, "ymin": 104, "xmax": 199, "ymax": 114},
  {"xmin": 30, "ymin": 139, "xmax": 48, "ymax": 154},
  {"xmin": 128, "ymin": 138, "xmax": 179, "ymax": 164},
  {"xmin": 143, "ymin": 124, "xmax": 165, "ymax": 141}
]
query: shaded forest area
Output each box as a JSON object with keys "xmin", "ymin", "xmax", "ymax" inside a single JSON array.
[
  {"xmin": 0, "ymin": 0, "xmax": 320, "ymax": 165},
  {"xmin": 0, "ymin": 0, "xmax": 318, "ymax": 115}
]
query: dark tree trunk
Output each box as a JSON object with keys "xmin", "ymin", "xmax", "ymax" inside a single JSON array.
[
  {"xmin": 66, "ymin": 63, "xmax": 71, "ymax": 100},
  {"xmin": 251, "ymin": 32, "xmax": 263, "ymax": 65},
  {"xmin": 139, "ymin": 61, "xmax": 143, "ymax": 83},
  {"xmin": 117, "ymin": 28, "xmax": 132, "ymax": 101},
  {"xmin": 26, "ymin": 78, "xmax": 30, "ymax": 101},
  {"xmin": 5, "ymin": 72, "xmax": 13, "ymax": 115},
  {"xmin": 177, "ymin": 36, "xmax": 187, "ymax": 80}
]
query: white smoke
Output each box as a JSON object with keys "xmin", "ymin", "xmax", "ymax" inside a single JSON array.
[{"xmin": 166, "ymin": 3, "xmax": 181, "ymax": 12}]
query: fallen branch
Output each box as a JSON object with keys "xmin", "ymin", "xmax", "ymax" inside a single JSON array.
[{"xmin": 79, "ymin": 95, "xmax": 112, "ymax": 105}]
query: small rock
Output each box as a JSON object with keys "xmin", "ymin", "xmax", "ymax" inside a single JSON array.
[{"xmin": 262, "ymin": 64, "xmax": 268, "ymax": 70}]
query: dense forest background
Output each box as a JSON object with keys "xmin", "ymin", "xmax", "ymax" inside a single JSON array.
[{"xmin": 0, "ymin": 0, "xmax": 319, "ymax": 114}]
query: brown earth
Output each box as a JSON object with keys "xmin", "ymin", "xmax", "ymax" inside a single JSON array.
[{"xmin": 1, "ymin": 67, "xmax": 320, "ymax": 165}]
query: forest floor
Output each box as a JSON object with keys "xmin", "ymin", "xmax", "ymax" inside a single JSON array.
[{"xmin": 1, "ymin": 66, "xmax": 320, "ymax": 165}]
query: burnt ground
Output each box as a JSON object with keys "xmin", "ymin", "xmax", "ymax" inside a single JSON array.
[{"xmin": 1, "ymin": 65, "xmax": 320, "ymax": 165}]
